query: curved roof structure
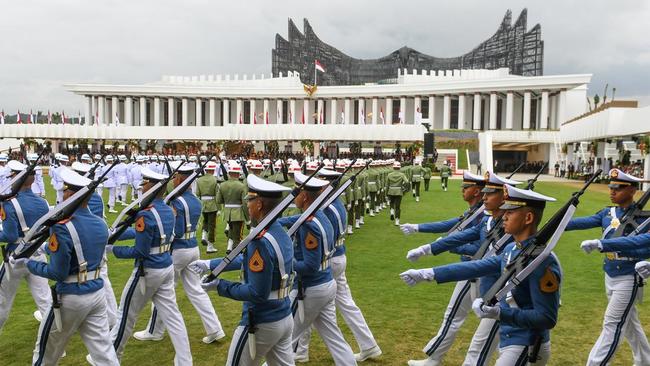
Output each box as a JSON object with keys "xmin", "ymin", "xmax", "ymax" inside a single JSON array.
[{"xmin": 272, "ymin": 9, "xmax": 543, "ymax": 85}]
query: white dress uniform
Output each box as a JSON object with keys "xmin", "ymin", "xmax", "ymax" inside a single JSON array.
[
  {"xmin": 115, "ymin": 157, "xmax": 129, "ymax": 204},
  {"xmin": 129, "ymin": 159, "xmax": 144, "ymax": 200},
  {"xmin": 51, "ymin": 155, "xmax": 69, "ymax": 204},
  {"xmin": 0, "ymin": 155, "xmax": 10, "ymax": 195},
  {"xmin": 102, "ymin": 156, "xmax": 118, "ymax": 212}
]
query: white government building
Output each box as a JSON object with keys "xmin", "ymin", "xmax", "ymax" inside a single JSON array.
[{"xmin": 0, "ymin": 67, "xmax": 605, "ymax": 170}]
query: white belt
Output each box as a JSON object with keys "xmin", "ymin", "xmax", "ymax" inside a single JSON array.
[
  {"xmin": 606, "ymin": 253, "xmax": 637, "ymax": 261},
  {"xmin": 150, "ymin": 244, "xmax": 171, "ymax": 254},
  {"xmin": 412, "ymin": 175, "xmax": 421, "ymax": 178},
  {"xmin": 268, "ymin": 273, "xmax": 294, "ymax": 300},
  {"xmin": 335, "ymin": 238, "xmax": 345, "ymax": 248},
  {"xmin": 182, "ymin": 231, "xmax": 196, "ymax": 239},
  {"xmin": 506, "ymin": 291, "xmax": 519, "ymax": 309},
  {"xmin": 319, "ymin": 258, "xmax": 331, "ymax": 271},
  {"xmin": 367, "ymin": 182, "xmax": 377, "ymax": 186},
  {"xmin": 200, "ymin": 196, "xmax": 215, "ymax": 201},
  {"xmin": 64, "ymin": 269, "xmax": 101, "ymax": 284},
  {"xmin": 225, "ymin": 204, "xmax": 242, "ymax": 208}
]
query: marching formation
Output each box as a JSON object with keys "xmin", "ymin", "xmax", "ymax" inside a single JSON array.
[{"xmin": 3, "ymin": 150, "xmax": 650, "ymax": 365}]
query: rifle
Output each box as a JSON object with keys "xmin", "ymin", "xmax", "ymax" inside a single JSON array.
[
  {"xmin": 164, "ymin": 157, "xmax": 213, "ymax": 205},
  {"xmin": 238, "ymin": 157, "xmax": 249, "ymax": 178},
  {"xmin": 525, "ymin": 162, "xmax": 547, "ymax": 191},
  {"xmin": 107, "ymin": 162, "xmax": 182, "ymax": 245},
  {"xmin": 482, "ymin": 169, "xmax": 602, "ymax": 306},
  {"xmin": 203, "ymin": 163, "xmax": 324, "ymax": 282},
  {"xmin": 217, "ymin": 156, "xmax": 228, "ymax": 181},
  {"xmin": 610, "ymin": 183, "xmax": 650, "ymax": 238},
  {"xmin": 0, "ymin": 149, "xmax": 46, "ymax": 201},
  {"xmin": 319, "ymin": 159, "xmax": 365, "ymax": 214},
  {"xmin": 12, "ymin": 160, "xmax": 120, "ymax": 259},
  {"xmin": 506, "ymin": 162, "xmax": 525, "ymax": 179},
  {"xmin": 85, "ymin": 153, "xmax": 106, "ymax": 179},
  {"xmin": 280, "ymin": 160, "xmax": 289, "ymax": 183}
]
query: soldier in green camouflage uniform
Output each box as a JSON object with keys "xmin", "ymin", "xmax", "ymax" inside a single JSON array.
[
  {"xmin": 386, "ymin": 161, "xmax": 410, "ymax": 226},
  {"xmin": 366, "ymin": 161, "xmax": 380, "ymax": 216},
  {"xmin": 355, "ymin": 162, "xmax": 368, "ymax": 227},
  {"xmin": 439, "ymin": 160, "xmax": 452, "ymax": 191},
  {"xmin": 410, "ymin": 160, "xmax": 424, "ymax": 202},
  {"xmin": 423, "ymin": 164, "xmax": 432, "ymax": 191},
  {"xmin": 196, "ymin": 162, "xmax": 220, "ymax": 253},
  {"xmin": 336, "ymin": 161, "xmax": 356, "ymax": 234},
  {"xmin": 216, "ymin": 163, "xmax": 247, "ymax": 254}
]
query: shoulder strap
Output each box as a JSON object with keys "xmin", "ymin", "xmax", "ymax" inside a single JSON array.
[
  {"xmin": 149, "ymin": 208, "xmax": 171, "ymax": 244},
  {"xmin": 263, "ymin": 232, "xmax": 288, "ymax": 277},
  {"xmin": 176, "ymin": 196, "xmax": 192, "ymax": 233},
  {"xmin": 327, "ymin": 205, "xmax": 345, "ymax": 235},
  {"xmin": 602, "ymin": 207, "xmax": 619, "ymax": 239},
  {"xmin": 64, "ymin": 221, "xmax": 88, "ymax": 272},
  {"xmin": 311, "ymin": 217, "xmax": 330, "ymax": 259},
  {"xmin": 10, "ymin": 198, "xmax": 29, "ymax": 233}
]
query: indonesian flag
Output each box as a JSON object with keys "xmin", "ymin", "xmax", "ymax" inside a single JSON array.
[
  {"xmin": 301, "ymin": 110, "xmax": 305, "ymax": 124},
  {"xmin": 114, "ymin": 112, "xmax": 120, "ymax": 126},
  {"xmin": 380, "ymin": 107, "xmax": 385, "ymax": 124},
  {"xmin": 398, "ymin": 109, "xmax": 404, "ymax": 124},
  {"xmin": 340, "ymin": 107, "xmax": 345, "ymax": 124},
  {"xmin": 253, "ymin": 112, "xmax": 257, "ymax": 125},
  {"xmin": 277, "ymin": 108, "xmax": 280, "ymax": 123},
  {"xmin": 359, "ymin": 107, "xmax": 365, "ymax": 125},
  {"xmin": 78, "ymin": 111, "xmax": 82, "ymax": 125},
  {"xmin": 47, "ymin": 110, "xmax": 52, "ymax": 124},
  {"xmin": 95, "ymin": 109, "xmax": 100, "ymax": 125},
  {"xmin": 239, "ymin": 112, "xmax": 243, "ymax": 124},
  {"xmin": 265, "ymin": 111, "xmax": 269, "ymax": 125},
  {"xmin": 289, "ymin": 109, "xmax": 293, "ymax": 124},
  {"xmin": 315, "ymin": 60, "xmax": 325, "ymax": 73},
  {"xmin": 415, "ymin": 107, "xmax": 422, "ymax": 124},
  {"xmin": 319, "ymin": 108, "xmax": 323, "ymax": 124},
  {"xmin": 28, "ymin": 110, "xmax": 34, "ymax": 124},
  {"xmin": 61, "ymin": 110, "xmax": 66, "ymax": 124},
  {"xmin": 16, "ymin": 110, "xmax": 21, "ymax": 124},
  {"xmin": 0, "ymin": 110, "xmax": 4, "ymax": 125}
]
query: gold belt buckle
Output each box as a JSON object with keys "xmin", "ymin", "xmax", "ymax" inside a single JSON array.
[{"xmin": 606, "ymin": 253, "xmax": 616, "ymax": 260}]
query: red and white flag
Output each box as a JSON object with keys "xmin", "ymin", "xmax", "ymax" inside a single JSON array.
[
  {"xmin": 340, "ymin": 107, "xmax": 345, "ymax": 124},
  {"xmin": 319, "ymin": 108, "xmax": 323, "ymax": 124},
  {"xmin": 78, "ymin": 111, "xmax": 82, "ymax": 125},
  {"xmin": 277, "ymin": 108, "xmax": 281, "ymax": 123},
  {"xmin": 288, "ymin": 109, "xmax": 293, "ymax": 124},
  {"xmin": 380, "ymin": 107, "xmax": 385, "ymax": 124},
  {"xmin": 0, "ymin": 110, "xmax": 5, "ymax": 125},
  {"xmin": 252, "ymin": 112, "xmax": 257, "ymax": 125},
  {"xmin": 16, "ymin": 110, "xmax": 21, "ymax": 124},
  {"xmin": 28, "ymin": 109, "xmax": 34, "ymax": 124},
  {"xmin": 315, "ymin": 60, "xmax": 325, "ymax": 73},
  {"xmin": 301, "ymin": 110, "xmax": 305, "ymax": 124},
  {"xmin": 47, "ymin": 110, "xmax": 52, "ymax": 124},
  {"xmin": 61, "ymin": 111, "xmax": 66, "ymax": 124},
  {"xmin": 265, "ymin": 111, "xmax": 269, "ymax": 125}
]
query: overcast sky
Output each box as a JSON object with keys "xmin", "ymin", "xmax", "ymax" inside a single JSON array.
[{"xmin": 2, "ymin": 0, "xmax": 649, "ymax": 114}]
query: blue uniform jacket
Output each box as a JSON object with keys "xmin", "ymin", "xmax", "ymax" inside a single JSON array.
[
  {"xmin": 27, "ymin": 208, "xmax": 108, "ymax": 295},
  {"xmin": 112, "ymin": 198, "xmax": 174, "ymax": 269},
  {"xmin": 171, "ymin": 191, "xmax": 202, "ymax": 249},
  {"xmin": 278, "ymin": 210, "xmax": 335, "ymax": 288},
  {"xmin": 212, "ymin": 220, "xmax": 293, "ymax": 325},
  {"xmin": 326, "ymin": 198, "xmax": 347, "ymax": 258},
  {"xmin": 0, "ymin": 190, "xmax": 49, "ymax": 252},
  {"xmin": 567, "ymin": 206, "xmax": 646, "ymax": 276},
  {"xmin": 600, "ymin": 232, "xmax": 650, "ymax": 259},
  {"xmin": 88, "ymin": 192, "xmax": 105, "ymax": 218},
  {"xmin": 435, "ymin": 237, "xmax": 561, "ymax": 347},
  {"xmin": 420, "ymin": 208, "xmax": 485, "ymax": 261}
]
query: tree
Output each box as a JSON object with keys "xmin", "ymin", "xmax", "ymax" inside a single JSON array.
[{"xmin": 593, "ymin": 94, "xmax": 600, "ymax": 108}]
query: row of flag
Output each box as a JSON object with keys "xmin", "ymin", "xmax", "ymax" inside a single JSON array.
[
  {"xmin": 233, "ymin": 105, "xmax": 405, "ymax": 125},
  {"xmin": 0, "ymin": 110, "xmax": 84, "ymax": 125}
]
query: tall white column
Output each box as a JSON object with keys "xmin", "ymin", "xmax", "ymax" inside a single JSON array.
[
  {"xmin": 344, "ymin": 99, "xmax": 351, "ymax": 124},
  {"xmin": 168, "ymin": 97, "xmax": 175, "ymax": 126},
  {"xmin": 125, "ymin": 97, "xmax": 133, "ymax": 126},
  {"xmin": 181, "ymin": 98, "xmax": 189, "ymax": 126},
  {"xmin": 505, "ymin": 92, "xmax": 514, "ymax": 129},
  {"xmin": 317, "ymin": 99, "xmax": 324, "ymax": 124},
  {"xmin": 209, "ymin": 99, "xmax": 217, "ymax": 126},
  {"xmin": 458, "ymin": 94, "xmax": 466, "ymax": 129},
  {"xmin": 540, "ymin": 91, "xmax": 549, "ymax": 129},
  {"xmin": 523, "ymin": 92, "xmax": 531, "ymax": 129},
  {"xmin": 372, "ymin": 98, "xmax": 378, "ymax": 125},
  {"xmin": 223, "ymin": 99, "xmax": 230, "ymax": 124},
  {"xmin": 263, "ymin": 99, "xmax": 270, "ymax": 124},
  {"xmin": 154, "ymin": 97, "xmax": 161, "ymax": 126},
  {"xmin": 399, "ymin": 97, "xmax": 406, "ymax": 123},
  {"xmin": 557, "ymin": 90, "xmax": 567, "ymax": 128},
  {"xmin": 236, "ymin": 99, "xmax": 243, "ymax": 124},
  {"xmin": 139, "ymin": 97, "xmax": 147, "ymax": 126},
  {"xmin": 250, "ymin": 99, "xmax": 256, "ymax": 124},
  {"xmin": 195, "ymin": 98, "xmax": 202, "ymax": 126},
  {"xmin": 330, "ymin": 99, "xmax": 338, "ymax": 124},
  {"xmin": 97, "ymin": 96, "xmax": 105, "ymax": 125},
  {"xmin": 303, "ymin": 99, "xmax": 310, "ymax": 124},
  {"xmin": 413, "ymin": 96, "xmax": 421, "ymax": 123},
  {"xmin": 385, "ymin": 98, "xmax": 393, "ymax": 124},
  {"xmin": 473, "ymin": 94, "xmax": 481, "ymax": 130},
  {"xmin": 276, "ymin": 100, "xmax": 283, "ymax": 124},
  {"xmin": 428, "ymin": 96, "xmax": 435, "ymax": 125},
  {"xmin": 85, "ymin": 96, "xmax": 92, "ymax": 126},
  {"xmin": 489, "ymin": 93, "xmax": 498, "ymax": 129},
  {"xmin": 289, "ymin": 99, "xmax": 296, "ymax": 124},
  {"xmin": 111, "ymin": 97, "xmax": 119, "ymax": 125},
  {"xmin": 358, "ymin": 99, "xmax": 365, "ymax": 124},
  {"xmin": 443, "ymin": 95, "xmax": 451, "ymax": 129}
]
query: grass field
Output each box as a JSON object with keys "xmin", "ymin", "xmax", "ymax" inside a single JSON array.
[{"xmin": 0, "ymin": 176, "xmax": 648, "ymax": 365}]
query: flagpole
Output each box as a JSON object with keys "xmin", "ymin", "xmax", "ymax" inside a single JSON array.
[{"xmin": 314, "ymin": 61, "xmax": 317, "ymax": 86}]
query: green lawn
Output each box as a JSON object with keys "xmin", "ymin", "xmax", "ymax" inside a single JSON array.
[{"xmin": 0, "ymin": 177, "xmax": 647, "ymax": 365}]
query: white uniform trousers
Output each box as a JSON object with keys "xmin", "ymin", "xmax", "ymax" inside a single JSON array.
[
  {"xmin": 32, "ymin": 288, "xmax": 119, "ymax": 366},
  {"xmin": 95, "ymin": 186, "xmax": 103, "ymax": 197},
  {"xmin": 100, "ymin": 263, "xmax": 118, "ymax": 329},
  {"xmin": 0, "ymin": 253, "xmax": 51, "ymax": 330},
  {"xmin": 290, "ymin": 280, "xmax": 357, "ymax": 366},
  {"xmin": 295, "ymin": 254, "xmax": 377, "ymax": 357},
  {"xmin": 494, "ymin": 342, "xmax": 551, "ymax": 366},
  {"xmin": 421, "ymin": 279, "xmax": 475, "ymax": 361},
  {"xmin": 226, "ymin": 315, "xmax": 295, "ymax": 366},
  {"xmin": 107, "ymin": 187, "xmax": 117, "ymax": 209},
  {"xmin": 111, "ymin": 265, "xmax": 192, "ymax": 365},
  {"xmin": 55, "ymin": 190, "xmax": 64, "ymax": 205},
  {"xmin": 463, "ymin": 318, "xmax": 500, "ymax": 366},
  {"xmin": 131, "ymin": 184, "xmax": 142, "ymax": 201},
  {"xmin": 587, "ymin": 274, "xmax": 650, "ymax": 366},
  {"xmin": 119, "ymin": 184, "xmax": 128, "ymax": 203},
  {"xmin": 143, "ymin": 247, "xmax": 223, "ymax": 337}
]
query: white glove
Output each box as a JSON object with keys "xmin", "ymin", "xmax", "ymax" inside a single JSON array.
[
  {"xmin": 472, "ymin": 298, "xmax": 500, "ymax": 319},
  {"xmin": 400, "ymin": 224, "xmax": 419, "ymax": 235},
  {"xmin": 9, "ymin": 256, "xmax": 28, "ymax": 267},
  {"xmin": 189, "ymin": 259, "xmax": 212, "ymax": 275},
  {"xmin": 580, "ymin": 239, "xmax": 602, "ymax": 254},
  {"xmin": 347, "ymin": 204, "xmax": 351, "ymax": 210},
  {"xmin": 105, "ymin": 245, "xmax": 114, "ymax": 255},
  {"xmin": 200, "ymin": 276, "xmax": 220, "ymax": 291},
  {"xmin": 399, "ymin": 268, "xmax": 435, "ymax": 286},
  {"xmin": 406, "ymin": 244, "xmax": 432, "ymax": 262},
  {"xmin": 36, "ymin": 242, "xmax": 48, "ymax": 256},
  {"xmin": 636, "ymin": 261, "xmax": 650, "ymax": 279}
]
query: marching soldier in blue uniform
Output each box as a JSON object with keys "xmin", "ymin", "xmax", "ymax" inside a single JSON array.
[
  {"xmin": 401, "ymin": 184, "xmax": 561, "ymax": 365},
  {"xmin": 135, "ymin": 163, "xmax": 225, "ymax": 344},
  {"xmin": 0, "ymin": 160, "xmax": 51, "ymax": 329},
  {"xmin": 25, "ymin": 168, "xmax": 119, "ymax": 366},
  {"xmin": 404, "ymin": 171, "xmax": 520, "ymax": 366},
  {"xmin": 90, "ymin": 167, "xmax": 192, "ymax": 365},
  {"xmin": 278, "ymin": 171, "xmax": 358, "ymax": 365},
  {"xmin": 567, "ymin": 168, "xmax": 650, "ymax": 365},
  {"xmin": 191, "ymin": 174, "xmax": 296, "ymax": 365},
  {"xmin": 400, "ymin": 170, "xmax": 486, "ymax": 366},
  {"xmin": 295, "ymin": 168, "xmax": 382, "ymax": 362}
]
